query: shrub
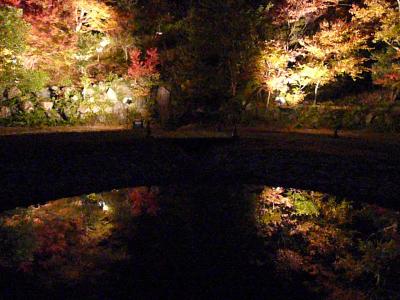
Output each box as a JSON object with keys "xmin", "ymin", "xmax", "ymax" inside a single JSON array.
[{"xmin": 18, "ymin": 69, "xmax": 49, "ymax": 94}]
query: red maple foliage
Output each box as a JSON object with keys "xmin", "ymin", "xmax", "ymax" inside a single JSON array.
[
  {"xmin": 3, "ymin": 0, "xmax": 63, "ymax": 18},
  {"xmin": 128, "ymin": 48, "xmax": 159, "ymax": 79},
  {"xmin": 34, "ymin": 217, "xmax": 84, "ymax": 262},
  {"xmin": 1, "ymin": 0, "xmax": 21, "ymax": 7},
  {"xmin": 128, "ymin": 187, "xmax": 159, "ymax": 216}
]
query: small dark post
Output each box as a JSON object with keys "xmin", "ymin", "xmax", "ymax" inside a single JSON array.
[
  {"xmin": 333, "ymin": 111, "xmax": 343, "ymax": 139},
  {"xmin": 333, "ymin": 127, "xmax": 339, "ymax": 138},
  {"xmin": 232, "ymin": 124, "xmax": 238, "ymax": 139},
  {"xmin": 334, "ymin": 122, "xmax": 342, "ymax": 139},
  {"xmin": 146, "ymin": 121, "xmax": 152, "ymax": 138}
]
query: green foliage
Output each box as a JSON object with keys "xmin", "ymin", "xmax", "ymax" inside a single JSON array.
[
  {"xmin": 0, "ymin": 68, "xmax": 49, "ymax": 96},
  {"xmin": 262, "ymin": 209, "xmax": 283, "ymax": 225},
  {"xmin": 0, "ymin": 209, "xmax": 36, "ymax": 267},
  {"xmin": 293, "ymin": 198, "xmax": 319, "ymax": 217},
  {"xmin": 371, "ymin": 48, "xmax": 400, "ymax": 101},
  {"xmin": 18, "ymin": 69, "xmax": 49, "ymax": 93},
  {"xmin": 0, "ymin": 7, "xmax": 49, "ymax": 95},
  {"xmin": 238, "ymin": 102, "xmax": 400, "ymax": 132},
  {"xmin": 0, "ymin": 6, "xmax": 30, "ymax": 91},
  {"xmin": 76, "ymin": 32, "xmax": 104, "ymax": 72},
  {"xmin": 0, "ymin": 6, "xmax": 29, "ymax": 56},
  {"xmin": 9, "ymin": 108, "xmax": 56, "ymax": 127}
]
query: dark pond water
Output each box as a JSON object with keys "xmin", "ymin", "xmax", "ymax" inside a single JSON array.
[{"xmin": 0, "ymin": 185, "xmax": 399, "ymax": 299}]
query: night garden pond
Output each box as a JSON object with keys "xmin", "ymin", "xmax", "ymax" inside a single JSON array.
[{"xmin": 1, "ymin": 185, "xmax": 399, "ymax": 299}]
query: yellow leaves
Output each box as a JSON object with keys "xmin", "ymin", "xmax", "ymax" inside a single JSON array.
[
  {"xmin": 375, "ymin": 13, "xmax": 400, "ymax": 46},
  {"xmin": 257, "ymin": 41, "xmax": 307, "ymax": 105},
  {"xmin": 75, "ymin": 0, "xmax": 118, "ymax": 33},
  {"xmin": 331, "ymin": 57, "xmax": 365, "ymax": 78},
  {"xmin": 305, "ymin": 20, "xmax": 368, "ymax": 60},
  {"xmin": 304, "ymin": 44, "xmax": 326, "ymax": 60},
  {"xmin": 0, "ymin": 48, "xmax": 13, "ymax": 57},
  {"xmin": 257, "ymin": 14, "xmax": 368, "ymax": 106},
  {"xmin": 264, "ymin": 52, "xmax": 291, "ymax": 70},
  {"xmin": 299, "ymin": 20, "xmax": 368, "ymax": 86},
  {"xmin": 298, "ymin": 64, "xmax": 329, "ymax": 83},
  {"xmin": 351, "ymin": 0, "xmax": 392, "ymax": 22},
  {"xmin": 352, "ymin": 0, "xmax": 400, "ymax": 48},
  {"xmin": 283, "ymin": 90, "xmax": 306, "ymax": 105},
  {"xmin": 0, "ymin": 48, "xmax": 15, "ymax": 70}
]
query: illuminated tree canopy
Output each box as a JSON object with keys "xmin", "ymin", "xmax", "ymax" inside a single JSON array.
[
  {"xmin": 0, "ymin": 0, "xmax": 400, "ymax": 125},
  {"xmin": 1, "ymin": 0, "xmax": 139, "ymax": 83}
]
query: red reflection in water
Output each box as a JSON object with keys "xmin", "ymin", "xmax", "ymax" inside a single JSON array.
[{"xmin": 128, "ymin": 187, "xmax": 159, "ymax": 216}]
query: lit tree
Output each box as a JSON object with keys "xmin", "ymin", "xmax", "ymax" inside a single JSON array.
[
  {"xmin": 351, "ymin": 0, "xmax": 400, "ymax": 101},
  {"xmin": 299, "ymin": 20, "xmax": 368, "ymax": 104},
  {"xmin": 127, "ymin": 48, "xmax": 160, "ymax": 97},
  {"xmin": 128, "ymin": 48, "xmax": 159, "ymax": 80},
  {"xmin": 112, "ymin": 32, "xmax": 136, "ymax": 62},
  {"xmin": 4, "ymin": 0, "xmax": 136, "ymax": 83},
  {"xmin": 256, "ymin": 1, "xmax": 368, "ymax": 106},
  {"xmin": 256, "ymin": 41, "xmax": 299, "ymax": 106},
  {"xmin": 186, "ymin": 0, "xmax": 271, "ymax": 111},
  {"xmin": 4, "ymin": 0, "xmax": 78, "ymax": 82}
]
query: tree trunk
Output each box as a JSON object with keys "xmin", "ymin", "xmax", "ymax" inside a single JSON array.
[
  {"xmin": 314, "ymin": 82, "xmax": 320, "ymax": 105},
  {"xmin": 75, "ymin": 9, "xmax": 85, "ymax": 32},
  {"xmin": 391, "ymin": 88, "xmax": 399, "ymax": 102},
  {"xmin": 124, "ymin": 47, "xmax": 128, "ymax": 61},
  {"xmin": 229, "ymin": 61, "xmax": 238, "ymax": 98},
  {"xmin": 267, "ymin": 91, "xmax": 271, "ymax": 111},
  {"xmin": 231, "ymin": 80, "xmax": 237, "ymax": 97}
]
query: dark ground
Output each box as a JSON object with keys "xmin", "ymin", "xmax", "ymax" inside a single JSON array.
[{"xmin": 0, "ymin": 128, "xmax": 399, "ymax": 211}]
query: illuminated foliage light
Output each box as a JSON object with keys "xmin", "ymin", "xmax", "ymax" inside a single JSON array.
[
  {"xmin": 351, "ymin": 0, "xmax": 400, "ymax": 101},
  {"xmin": 256, "ymin": 13, "xmax": 368, "ymax": 106},
  {"xmin": 275, "ymin": 0, "xmax": 340, "ymax": 24},
  {"xmin": 74, "ymin": 0, "xmax": 117, "ymax": 33},
  {"xmin": 2, "ymin": 0, "xmax": 139, "ymax": 84}
]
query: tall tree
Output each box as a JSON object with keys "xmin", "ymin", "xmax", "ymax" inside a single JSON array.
[
  {"xmin": 256, "ymin": 0, "xmax": 368, "ymax": 106},
  {"xmin": 351, "ymin": 0, "xmax": 400, "ymax": 101},
  {"xmin": 186, "ymin": 1, "xmax": 271, "ymax": 110},
  {"xmin": 3, "ymin": 0, "xmax": 139, "ymax": 83}
]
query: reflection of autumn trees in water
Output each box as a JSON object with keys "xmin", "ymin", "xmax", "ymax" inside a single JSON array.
[
  {"xmin": 0, "ymin": 185, "xmax": 399, "ymax": 298},
  {"xmin": 255, "ymin": 187, "xmax": 400, "ymax": 299},
  {"xmin": 0, "ymin": 187, "xmax": 161, "ymax": 282}
]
